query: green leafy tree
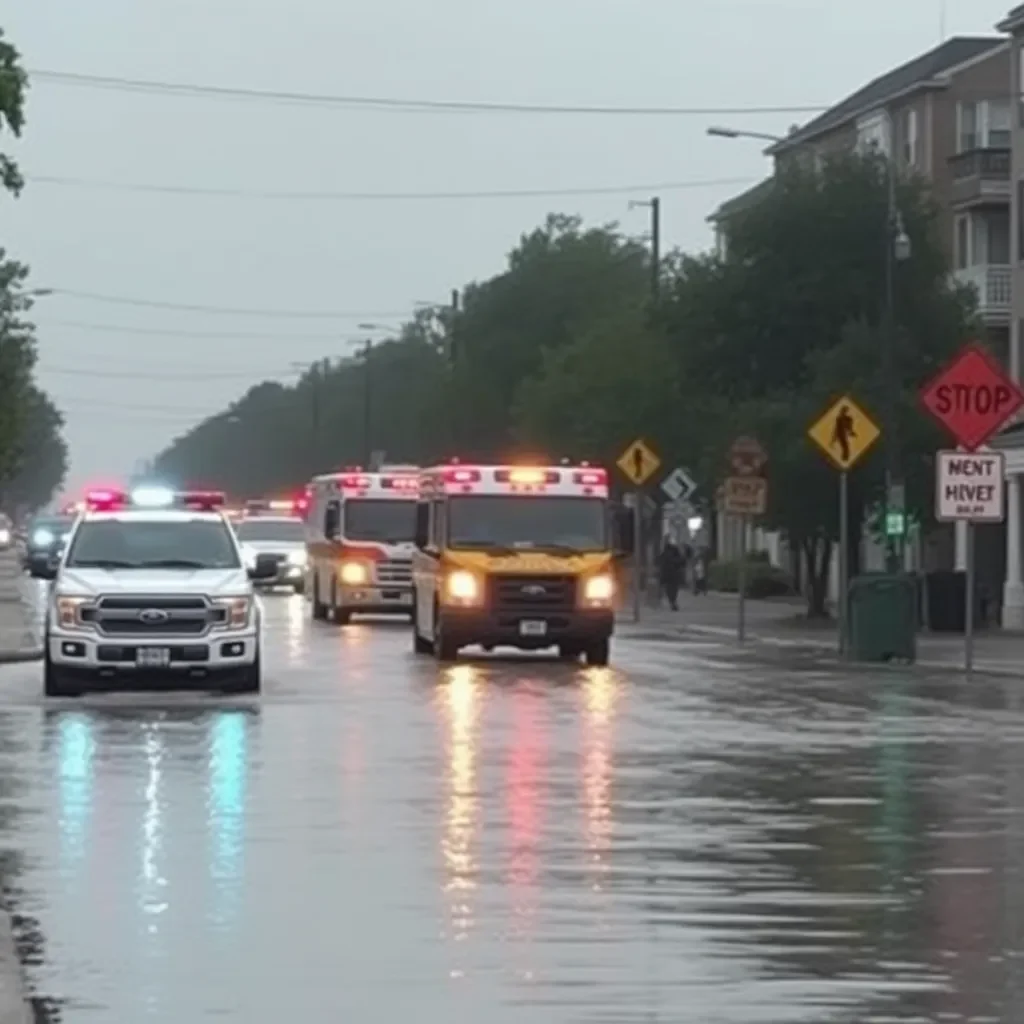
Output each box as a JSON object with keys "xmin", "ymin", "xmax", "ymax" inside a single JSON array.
[
  {"xmin": 0, "ymin": 253, "xmax": 39, "ymax": 483},
  {"xmin": 0, "ymin": 28, "xmax": 26, "ymax": 196},
  {"xmin": 450, "ymin": 214, "xmax": 650, "ymax": 456},
  {"xmin": 0, "ymin": 385, "xmax": 68, "ymax": 513},
  {"xmin": 661, "ymin": 153, "xmax": 974, "ymax": 615}
]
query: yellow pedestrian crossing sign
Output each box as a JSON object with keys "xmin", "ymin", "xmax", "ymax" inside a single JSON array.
[
  {"xmin": 808, "ymin": 395, "xmax": 881, "ymax": 471},
  {"xmin": 617, "ymin": 438, "xmax": 661, "ymax": 486}
]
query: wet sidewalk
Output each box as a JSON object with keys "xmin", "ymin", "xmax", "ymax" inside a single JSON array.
[
  {"xmin": 0, "ymin": 554, "xmax": 40, "ymax": 664},
  {"xmin": 620, "ymin": 591, "xmax": 1024, "ymax": 676}
]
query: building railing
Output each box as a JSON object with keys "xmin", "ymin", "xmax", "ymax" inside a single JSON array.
[
  {"xmin": 949, "ymin": 147, "xmax": 1011, "ymax": 181},
  {"xmin": 953, "ymin": 264, "xmax": 1011, "ymax": 320}
]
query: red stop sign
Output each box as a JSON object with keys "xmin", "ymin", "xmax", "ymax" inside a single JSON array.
[{"xmin": 920, "ymin": 343, "xmax": 1024, "ymax": 451}]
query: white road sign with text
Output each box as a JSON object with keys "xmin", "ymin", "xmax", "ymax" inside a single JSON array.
[{"xmin": 935, "ymin": 450, "xmax": 1006, "ymax": 522}]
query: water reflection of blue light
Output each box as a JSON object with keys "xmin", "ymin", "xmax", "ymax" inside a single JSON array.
[
  {"xmin": 209, "ymin": 712, "xmax": 247, "ymax": 926},
  {"xmin": 58, "ymin": 714, "xmax": 94, "ymax": 869}
]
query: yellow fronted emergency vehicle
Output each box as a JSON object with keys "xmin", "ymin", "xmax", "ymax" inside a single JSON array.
[{"xmin": 411, "ymin": 462, "xmax": 631, "ymax": 665}]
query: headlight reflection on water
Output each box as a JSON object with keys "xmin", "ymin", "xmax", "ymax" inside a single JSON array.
[
  {"xmin": 58, "ymin": 714, "xmax": 94, "ymax": 870},
  {"xmin": 581, "ymin": 668, "xmax": 618, "ymax": 891},
  {"xmin": 439, "ymin": 665, "xmax": 480, "ymax": 960},
  {"xmin": 208, "ymin": 711, "xmax": 248, "ymax": 928},
  {"xmin": 140, "ymin": 727, "xmax": 168, "ymax": 932}
]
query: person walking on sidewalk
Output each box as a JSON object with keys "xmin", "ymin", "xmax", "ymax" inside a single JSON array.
[{"xmin": 658, "ymin": 537, "xmax": 685, "ymax": 611}]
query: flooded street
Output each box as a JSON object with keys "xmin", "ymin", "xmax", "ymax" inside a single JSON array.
[{"xmin": 0, "ymin": 590, "xmax": 1021, "ymax": 1020}]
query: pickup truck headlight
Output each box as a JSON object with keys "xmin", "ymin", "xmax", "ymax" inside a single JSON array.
[
  {"xmin": 55, "ymin": 595, "xmax": 88, "ymax": 630},
  {"xmin": 287, "ymin": 549, "xmax": 307, "ymax": 566},
  {"xmin": 0, "ymin": 528, "xmax": 10, "ymax": 546},
  {"xmin": 339, "ymin": 561, "xmax": 369, "ymax": 585},
  {"xmin": 446, "ymin": 569, "xmax": 481, "ymax": 604},
  {"xmin": 214, "ymin": 596, "xmax": 252, "ymax": 629},
  {"xmin": 583, "ymin": 574, "xmax": 615, "ymax": 603}
]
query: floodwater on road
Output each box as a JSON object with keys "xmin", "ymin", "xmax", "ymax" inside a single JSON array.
[{"xmin": 0, "ymin": 588, "xmax": 1022, "ymax": 1021}]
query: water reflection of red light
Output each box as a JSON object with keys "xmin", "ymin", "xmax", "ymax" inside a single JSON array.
[{"xmin": 507, "ymin": 685, "xmax": 546, "ymax": 937}]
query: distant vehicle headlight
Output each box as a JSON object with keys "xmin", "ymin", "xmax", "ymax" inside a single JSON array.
[
  {"xmin": 32, "ymin": 529, "xmax": 55, "ymax": 547},
  {"xmin": 0, "ymin": 528, "xmax": 10, "ymax": 546},
  {"xmin": 287, "ymin": 549, "xmax": 307, "ymax": 566}
]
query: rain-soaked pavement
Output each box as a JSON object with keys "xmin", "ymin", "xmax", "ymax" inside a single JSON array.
[{"xmin": 0, "ymin": 587, "xmax": 1022, "ymax": 1020}]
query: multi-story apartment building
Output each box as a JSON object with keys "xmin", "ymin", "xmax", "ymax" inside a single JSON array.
[{"xmin": 709, "ymin": 36, "xmax": 1019, "ymax": 614}]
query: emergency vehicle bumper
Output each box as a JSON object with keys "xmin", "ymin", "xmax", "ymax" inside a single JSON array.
[
  {"xmin": 438, "ymin": 607, "xmax": 614, "ymax": 649},
  {"xmin": 48, "ymin": 627, "xmax": 259, "ymax": 680},
  {"xmin": 338, "ymin": 584, "xmax": 414, "ymax": 613}
]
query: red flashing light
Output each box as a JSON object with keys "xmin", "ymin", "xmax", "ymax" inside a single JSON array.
[
  {"xmin": 573, "ymin": 469, "xmax": 607, "ymax": 486},
  {"xmin": 180, "ymin": 490, "xmax": 225, "ymax": 511},
  {"xmin": 85, "ymin": 488, "xmax": 127, "ymax": 511},
  {"xmin": 385, "ymin": 476, "xmax": 419, "ymax": 492},
  {"xmin": 340, "ymin": 474, "xmax": 372, "ymax": 489},
  {"xmin": 443, "ymin": 467, "xmax": 480, "ymax": 485}
]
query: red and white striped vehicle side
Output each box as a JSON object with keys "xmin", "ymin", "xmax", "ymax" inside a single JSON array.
[{"xmin": 419, "ymin": 464, "xmax": 609, "ymax": 499}]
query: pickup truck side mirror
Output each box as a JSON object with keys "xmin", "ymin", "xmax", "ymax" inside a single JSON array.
[
  {"xmin": 29, "ymin": 556, "xmax": 58, "ymax": 581},
  {"xmin": 248, "ymin": 553, "xmax": 278, "ymax": 580}
]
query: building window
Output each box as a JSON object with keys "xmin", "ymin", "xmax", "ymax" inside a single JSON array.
[
  {"xmin": 1018, "ymin": 180, "xmax": 1024, "ymax": 261},
  {"xmin": 1019, "ymin": 46, "xmax": 1024, "ymax": 125},
  {"xmin": 959, "ymin": 99, "xmax": 1012, "ymax": 151},
  {"xmin": 856, "ymin": 111, "xmax": 889, "ymax": 156},
  {"xmin": 902, "ymin": 108, "xmax": 918, "ymax": 167},
  {"xmin": 955, "ymin": 215, "xmax": 970, "ymax": 269}
]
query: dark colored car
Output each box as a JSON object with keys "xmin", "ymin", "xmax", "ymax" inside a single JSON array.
[{"xmin": 23, "ymin": 515, "xmax": 75, "ymax": 571}]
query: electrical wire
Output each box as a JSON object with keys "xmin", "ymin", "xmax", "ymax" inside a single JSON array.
[
  {"xmin": 54, "ymin": 396, "xmax": 227, "ymax": 415},
  {"xmin": 24, "ymin": 173, "xmax": 755, "ymax": 201},
  {"xmin": 36, "ymin": 318, "xmax": 357, "ymax": 340},
  {"xmin": 44, "ymin": 289, "xmax": 410, "ymax": 319},
  {"xmin": 40, "ymin": 364, "xmax": 296, "ymax": 381},
  {"xmin": 23, "ymin": 68, "xmax": 827, "ymax": 118}
]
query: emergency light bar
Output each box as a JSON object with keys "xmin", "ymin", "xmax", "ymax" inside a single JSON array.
[
  {"xmin": 382, "ymin": 475, "xmax": 419, "ymax": 492},
  {"xmin": 179, "ymin": 491, "xmax": 225, "ymax": 511}
]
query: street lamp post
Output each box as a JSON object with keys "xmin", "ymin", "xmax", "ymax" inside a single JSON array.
[{"xmin": 708, "ymin": 119, "xmax": 911, "ymax": 573}]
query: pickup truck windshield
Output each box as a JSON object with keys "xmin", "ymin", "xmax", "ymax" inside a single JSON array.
[
  {"xmin": 447, "ymin": 496, "xmax": 606, "ymax": 551},
  {"xmin": 66, "ymin": 520, "xmax": 241, "ymax": 569}
]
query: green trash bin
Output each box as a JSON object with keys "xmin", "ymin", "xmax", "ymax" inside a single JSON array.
[{"xmin": 847, "ymin": 573, "xmax": 917, "ymax": 663}]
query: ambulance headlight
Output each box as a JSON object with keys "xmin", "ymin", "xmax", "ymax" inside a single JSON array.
[
  {"xmin": 583, "ymin": 574, "xmax": 615, "ymax": 603},
  {"xmin": 445, "ymin": 570, "xmax": 480, "ymax": 603}
]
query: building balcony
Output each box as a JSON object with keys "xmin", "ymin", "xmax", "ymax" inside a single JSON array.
[
  {"xmin": 953, "ymin": 263, "xmax": 1010, "ymax": 325},
  {"xmin": 949, "ymin": 148, "xmax": 1011, "ymax": 208}
]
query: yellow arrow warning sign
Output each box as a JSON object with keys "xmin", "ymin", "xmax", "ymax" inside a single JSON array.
[
  {"xmin": 808, "ymin": 395, "xmax": 881, "ymax": 471},
  {"xmin": 617, "ymin": 438, "xmax": 661, "ymax": 486}
]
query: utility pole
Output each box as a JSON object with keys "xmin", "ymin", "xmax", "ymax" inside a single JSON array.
[
  {"xmin": 881, "ymin": 123, "xmax": 911, "ymax": 573},
  {"xmin": 362, "ymin": 339, "xmax": 372, "ymax": 468},
  {"xmin": 629, "ymin": 196, "xmax": 661, "ymax": 303}
]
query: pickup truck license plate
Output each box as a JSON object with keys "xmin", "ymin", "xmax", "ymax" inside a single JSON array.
[
  {"xmin": 136, "ymin": 647, "xmax": 170, "ymax": 668},
  {"xmin": 519, "ymin": 620, "xmax": 547, "ymax": 637}
]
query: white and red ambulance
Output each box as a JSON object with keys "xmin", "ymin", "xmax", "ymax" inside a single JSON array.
[{"xmin": 306, "ymin": 466, "xmax": 420, "ymax": 623}]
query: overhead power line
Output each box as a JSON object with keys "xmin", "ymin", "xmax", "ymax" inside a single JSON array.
[
  {"xmin": 37, "ymin": 317, "xmax": 354, "ymax": 340},
  {"xmin": 46, "ymin": 288, "xmax": 409, "ymax": 319},
  {"xmin": 24, "ymin": 173, "xmax": 755, "ymax": 201},
  {"xmin": 41, "ymin": 363, "xmax": 295, "ymax": 381},
  {"xmin": 55, "ymin": 396, "xmax": 225, "ymax": 415},
  {"xmin": 23, "ymin": 68, "xmax": 827, "ymax": 118}
]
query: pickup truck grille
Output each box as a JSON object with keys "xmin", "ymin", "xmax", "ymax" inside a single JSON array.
[
  {"xmin": 81, "ymin": 595, "xmax": 227, "ymax": 637},
  {"xmin": 490, "ymin": 574, "xmax": 576, "ymax": 613},
  {"xmin": 376, "ymin": 559, "xmax": 412, "ymax": 585}
]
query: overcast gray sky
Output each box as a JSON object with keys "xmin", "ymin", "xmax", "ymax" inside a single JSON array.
[{"xmin": 1, "ymin": 0, "xmax": 1012, "ymax": 493}]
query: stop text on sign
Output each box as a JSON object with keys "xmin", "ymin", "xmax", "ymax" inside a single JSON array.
[
  {"xmin": 920, "ymin": 342, "xmax": 1024, "ymax": 451},
  {"xmin": 934, "ymin": 449, "xmax": 1005, "ymax": 522}
]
